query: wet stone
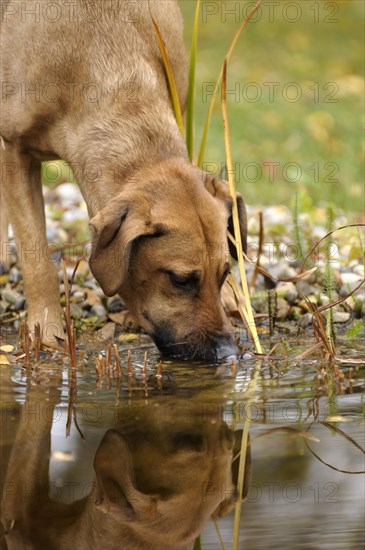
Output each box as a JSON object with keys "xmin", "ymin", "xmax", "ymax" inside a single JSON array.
[{"xmin": 90, "ymin": 304, "xmax": 107, "ymax": 322}]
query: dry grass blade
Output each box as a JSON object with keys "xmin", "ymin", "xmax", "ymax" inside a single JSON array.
[
  {"xmin": 251, "ymin": 426, "xmax": 320, "ymax": 443},
  {"xmin": 66, "ymin": 368, "xmax": 76, "ymax": 437},
  {"xmin": 114, "ymin": 344, "xmax": 122, "ymax": 375},
  {"xmin": 198, "ymin": 0, "xmax": 264, "ymax": 167},
  {"xmin": 34, "ymin": 322, "xmax": 41, "ymax": 361},
  {"xmin": 316, "ymin": 278, "xmax": 364, "ymax": 313},
  {"xmin": 250, "ymin": 211, "xmax": 263, "ymax": 291},
  {"xmin": 127, "ymin": 350, "xmax": 133, "ymax": 376},
  {"xmin": 303, "ymin": 294, "xmax": 335, "ymax": 357},
  {"xmin": 150, "ymin": 12, "xmax": 184, "ymax": 136},
  {"xmin": 300, "ymin": 223, "xmax": 365, "ymax": 273},
  {"xmin": 292, "ymin": 342, "xmax": 324, "ymax": 363},
  {"xmin": 321, "ymin": 421, "xmax": 365, "ymax": 454},
  {"xmin": 228, "ymin": 230, "xmax": 318, "ymax": 284},
  {"xmin": 62, "ymin": 260, "xmax": 77, "ymax": 369},
  {"xmin": 186, "ymin": 0, "xmax": 201, "ymax": 160},
  {"xmin": 266, "ymin": 339, "xmax": 289, "ymax": 359},
  {"xmin": 221, "ymin": 60, "xmax": 262, "ymax": 354},
  {"xmin": 212, "ymin": 519, "xmax": 226, "ymax": 550},
  {"xmin": 230, "ymin": 364, "xmax": 261, "ymax": 549},
  {"xmin": 304, "ymin": 438, "xmax": 365, "ymax": 474}
]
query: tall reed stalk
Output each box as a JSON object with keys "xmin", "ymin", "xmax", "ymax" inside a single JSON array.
[
  {"xmin": 221, "ymin": 60, "xmax": 262, "ymax": 354},
  {"xmin": 186, "ymin": 0, "xmax": 201, "ymax": 161}
]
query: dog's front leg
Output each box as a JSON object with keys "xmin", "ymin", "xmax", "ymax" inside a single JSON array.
[{"xmin": 1, "ymin": 146, "xmax": 63, "ymax": 343}]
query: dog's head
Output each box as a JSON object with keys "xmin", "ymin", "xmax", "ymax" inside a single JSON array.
[
  {"xmin": 89, "ymin": 159, "xmax": 247, "ymax": 361},
  {"xmin": 93, "ymin": 400, "xmax": 251, "ymax": 548}
]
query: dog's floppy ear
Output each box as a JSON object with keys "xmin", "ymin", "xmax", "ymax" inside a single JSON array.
[
  {"xmin": 94, "ymin": 429, "xmax": 157, "ymax": 521},
  {"xmin": 89, "ymin": 194, "xmax": 160, "ymax": 296},
  {"xmin": 211, "ymin": 431, "xmax": 251, "ymax": 519},
  {"xmin": 203, "ymin": 173, "xmax": 247, "ymax": 258}
]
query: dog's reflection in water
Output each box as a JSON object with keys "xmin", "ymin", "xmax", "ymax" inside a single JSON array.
[{"xmin": 2, "ymin": 380, "xmax": 251, "ymax": 550}]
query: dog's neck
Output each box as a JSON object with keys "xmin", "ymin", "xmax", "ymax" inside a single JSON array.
[{"xmin": 61, "ymin": 100, "xmax": 188, "ymax": 216}]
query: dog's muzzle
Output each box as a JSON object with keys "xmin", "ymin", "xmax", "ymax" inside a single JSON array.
[{"xmin": 153, "ymin": 328, "xmax": 239, "ymax": 362}]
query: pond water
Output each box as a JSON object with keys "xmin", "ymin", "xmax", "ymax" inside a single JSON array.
[{"xmin": 0, "ymin": 332, "xmax": 364, "ymax": 550}]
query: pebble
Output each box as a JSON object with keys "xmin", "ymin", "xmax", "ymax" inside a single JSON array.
[
  {"xmin": 46, "ymin": 226, "xmax": 68, "ymax": 244},
  {"xmin": 53, "ymin": 183, "xmax": 83, "ymax": 207},
  {"xmin": 340, "ymin": 272, "xmax": 362, "ymax": 285},
  {"xmin": 333, "ymin": 311, "xmax": 351, "ymax": 323},
  {"xmin": 276, "ymin": 297, "xmax": 291, "ymax": 321},
  {"xmin": 250, "ymin": 293, "xmax": 267, "ymax": 314},
  {"xmin": 58, "ymin": 267, "xmax": 75, "ymax": 283},
  {"xmin": 69, "ymin": 304, "xmax": 83, "ymax": 320},
  {"xmin": 62, "ymin": 208, "xmax": 89, "ymax": 225},
  {"xmin": 71, "ymin": 291, "xmax": 86, "ymax": 303},
  {"xmin": 339, "ymin": 282, "xmax": 364, "ymax": 297},
  {"xmin": 97, "ymin": 322, "xmax": 116, "ymax": 341},
  {"xmin": 90, "ymin": 304, "xmax": 107, "ymax": 322},
  {"xmin": 0, "ymin": 192, "xmax": 363, "ymax": 339},
  {"xmin": 298, "ymin": 313, "xmax": 313, "ymax": 328},
  {"xmin": 263, "ymin": 261, "xmax": 297, "ymax": 281},
  {"xmin": 8, "ymin": 267, "xmax": 22, "ymax": 283},
  {"xmin": 1, "ymin": 288, "xmax": 26, "ymax": 310},
  {"xmin": 0, "ymin": 263, "xmax": 9, "ymax": 276},
  {"xmin": 319, "ymin": 294, "xmax": 330, "ymax": 307},
  {"xmin": 276, "ymin": 282, "xmax": 298, "ymax": 304},
  {"xmin": 290, "ymin": 306, "xmax": 302, "ymax": 320},
  {"xmin": 296, "ymin": 281, "xmax": 315, "ymax": 297},
  {"xmin": 106, "ymin": 296, "xmax": 125, "ymax": 313},
  {"xmin": 353, "ymin": 265, "xmax": 364, "ymax": 277}
]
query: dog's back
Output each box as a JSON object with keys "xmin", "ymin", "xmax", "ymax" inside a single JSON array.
[{"xmin": 1, "ymin": 0, "xmax": 188, "ymax": 145}]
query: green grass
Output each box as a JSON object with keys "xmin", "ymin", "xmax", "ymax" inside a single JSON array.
[
  {"xmin": 43, "ymin": 1, "xmax": 364, "ymax": 214},
  {"xmin": 180, "ymin": 0, "xmax": 364, "ymax": 212}
]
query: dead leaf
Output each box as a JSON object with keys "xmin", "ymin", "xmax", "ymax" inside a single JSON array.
[{"xmin": 0, "ymin": 355, "xmax": 10, "ymax": 365}]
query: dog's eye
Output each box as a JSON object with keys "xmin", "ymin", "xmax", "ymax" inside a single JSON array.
[
  {"xmin": 173, "ymin": 433, "xmax": 205, "ymax": 453},
  {"xmin": 167, "ymin": 271, "xmax": 199, "ymax": 292}
]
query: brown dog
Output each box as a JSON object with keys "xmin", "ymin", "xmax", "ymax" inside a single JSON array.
[
  {"xmin": 0, "ymin": 0, "xmax": 247, "ymax": 360},
  {"xmin": 1, "ymin": 379, "xmax": 251, "ymax": 549}
]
